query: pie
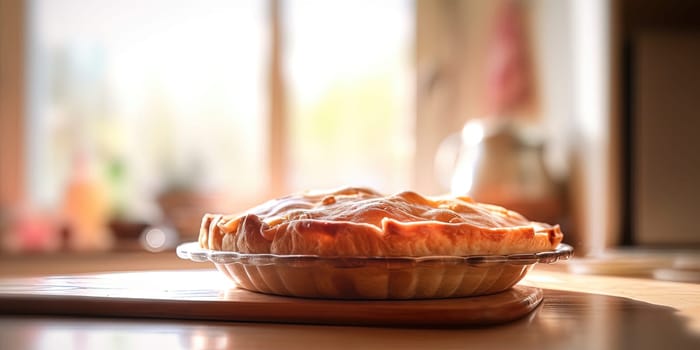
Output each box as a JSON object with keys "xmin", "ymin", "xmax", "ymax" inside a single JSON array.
[{"xmin": 199, "ymin": 187, "xmax": 563, "ymax": 257}]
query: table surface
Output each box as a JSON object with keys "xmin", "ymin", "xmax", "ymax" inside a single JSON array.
[{"xmin": 1, "ymin": 265, "xmax": 699, "ymax": 350}]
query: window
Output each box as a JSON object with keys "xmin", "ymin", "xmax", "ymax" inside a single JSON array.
[
  {"xmin": 25, "ymin": 0, "xmax": 413, "ymax": 226},
  {"xmin": 285, "ymin": 0, "xmax": 413, "ymax": 192}
]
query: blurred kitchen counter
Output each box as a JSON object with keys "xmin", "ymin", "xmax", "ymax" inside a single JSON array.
[{"xmin": 0, "ymin": 248, "xmax": 201, "ymax": 277}]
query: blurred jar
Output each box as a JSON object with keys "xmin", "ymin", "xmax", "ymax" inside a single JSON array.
[
  {"xmin": 62, "ymin": 153, "xmax": 113, "ymax": 251},
  {"xmin": 0, "ymin": 206, "xmax": 61, "ymax": 253}
]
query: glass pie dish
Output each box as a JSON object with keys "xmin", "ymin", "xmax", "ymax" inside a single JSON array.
[{"xmin": 177, "ymin": 242, "xmax": 573, "ymax": 300}]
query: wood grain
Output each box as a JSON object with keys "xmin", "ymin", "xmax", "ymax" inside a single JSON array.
[{"xmin": 0, "ymin": 270, "xmax": 542, "ymax": 327}]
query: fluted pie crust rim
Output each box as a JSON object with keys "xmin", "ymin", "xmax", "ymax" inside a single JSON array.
[{"xmin": 198, "ymin": 187, "xmax": 564, "ymax": 257}]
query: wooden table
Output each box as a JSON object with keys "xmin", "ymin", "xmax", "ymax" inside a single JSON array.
[{"xmin": 1, "ymin": 267, "xmax": 699, "ymax": 350}]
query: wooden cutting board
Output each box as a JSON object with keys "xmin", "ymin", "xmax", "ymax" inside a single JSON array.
[{"xmin": 0, "ymin": 270, "xmax": 542, "ymax": 327}]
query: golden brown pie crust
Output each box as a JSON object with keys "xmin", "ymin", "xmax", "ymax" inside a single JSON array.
[{"xmin": 199, "ymin": 187, "xmax": 563, "ymax": 257}]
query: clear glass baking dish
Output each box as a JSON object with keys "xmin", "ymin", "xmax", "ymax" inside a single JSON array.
[{"xmin": 177, "ymin": 242, "xmax": 573, "ymax": 300}]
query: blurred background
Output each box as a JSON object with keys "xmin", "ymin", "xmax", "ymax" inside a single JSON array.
[{"xmin": 0, "ymin": 0, "xmax": 699, "ymax": 277}]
